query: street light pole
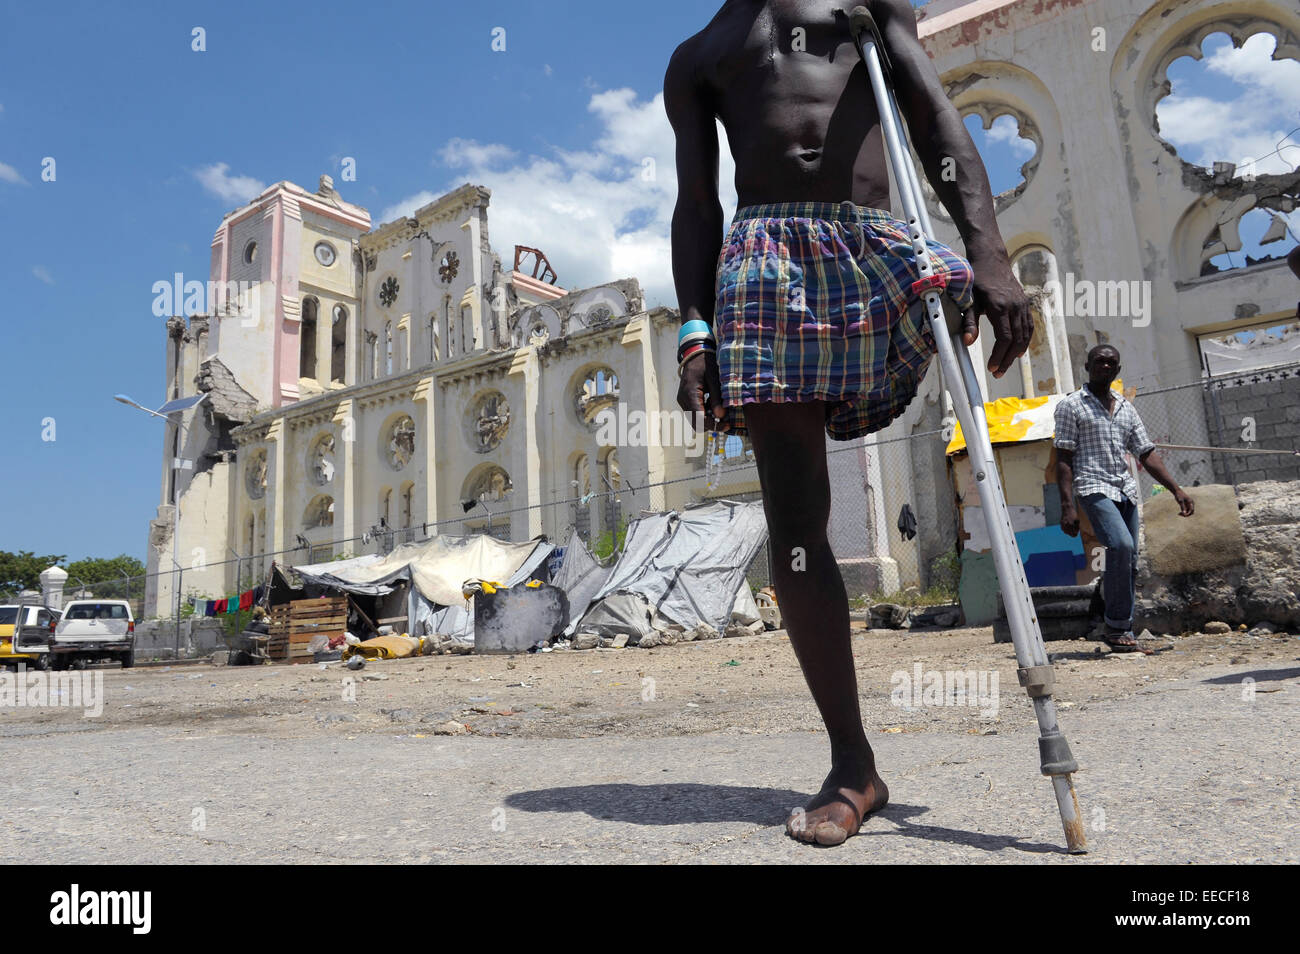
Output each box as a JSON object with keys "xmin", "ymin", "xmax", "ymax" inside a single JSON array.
[{"xmin": 115, "ymin": 392, "xmax": 208, "ymax": 657}]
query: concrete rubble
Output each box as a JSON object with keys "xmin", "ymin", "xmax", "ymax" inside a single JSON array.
[{"xmin": 1138, "ymin": 479, "xmax": 1300, "ymax": 634}]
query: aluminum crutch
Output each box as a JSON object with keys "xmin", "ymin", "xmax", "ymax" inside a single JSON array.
[{"xmin": 849, "ymin": 5, "xmax": 1087, "ymax": 854}]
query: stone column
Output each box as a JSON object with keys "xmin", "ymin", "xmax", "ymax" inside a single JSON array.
[
  {"xmin": 331, "ymin": 399, "xmax": 356, "ymax": 545},
  {"xmin": 413, "ymin": 377, "xmax": 438, "ymax": 530},
  {"xmin": 507, "ymin": 349, "xmax": 542, "ymax": 539},
  {"xmin": 620, "ymin": 315, "xmax": 665, "ymax": 490},
  {"xmin": 40, "ymin": 565, "xmax": 68, "ymax": 612},
  {"xmin": 265, "ymin": 418, "xmax": 287, "ymax": 559},
  {"xmin": 860, "ymin": 433, "xmax": 901, "ymax": 595}
]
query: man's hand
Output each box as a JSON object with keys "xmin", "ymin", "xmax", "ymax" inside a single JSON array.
[
  {"xmin": 1060, "ymin": 504, "xmax": 1079, "ymax": 537},
  {"xmin": 676, "ymin": 350, "xmax": 729, "ymax": 433},
  {"xmin": 1174, "ymin": 489, "xmax": 1194, "ymax": 517},
  {"xmin": 968, "ymin": 252, "xmax": 1033, "ymax": 377}
]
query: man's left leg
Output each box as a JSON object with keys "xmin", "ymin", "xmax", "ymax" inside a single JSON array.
[
  {"xmin": 1119, "ymin": 497, "xmax": 1141, "ymax": 632},
  {"xmin": 742, "ymin": 399, "xmax": 888, "ymax": 847},
  {"xmin": 1080, "ymin": 492, "xmax": 1138, "ymax": 634}
]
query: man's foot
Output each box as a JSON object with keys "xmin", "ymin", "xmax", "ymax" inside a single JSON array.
[
  {"xmin": 1102, "ymin": 627, "xmax": 1150, "ymax": 654},
  {"xmin": 786, "ymin": 755, "xmax": 889, "ymax": 847}
]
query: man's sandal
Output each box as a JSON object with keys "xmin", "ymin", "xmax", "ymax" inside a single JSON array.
[{"xmin": 1102, "ymin": 629, "xmax": 1151, "ymax": 654}]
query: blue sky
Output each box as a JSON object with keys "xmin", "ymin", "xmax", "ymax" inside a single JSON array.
[{"xmin": 0, "ymin": 1, "xmax": 1295, "ymax": 564}]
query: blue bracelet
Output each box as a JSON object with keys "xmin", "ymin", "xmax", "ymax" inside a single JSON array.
[{"xmin": 678, "ymin": 319, "xmax": 712, "ymax": 344}]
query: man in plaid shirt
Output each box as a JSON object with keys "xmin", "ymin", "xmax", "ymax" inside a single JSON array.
[{"xmin": 1054, "ymin": 345, "xmax": 1195, "ymax": 650}]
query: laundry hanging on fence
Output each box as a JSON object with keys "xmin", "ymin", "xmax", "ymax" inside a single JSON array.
[{"xmin": 898, "ymin": 503, "xmax": 917, "ymax": 541}]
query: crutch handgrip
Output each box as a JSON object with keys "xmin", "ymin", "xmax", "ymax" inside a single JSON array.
[{"xmin": 848, "ymin": 6, "xmax": 896, "ymax": 85}]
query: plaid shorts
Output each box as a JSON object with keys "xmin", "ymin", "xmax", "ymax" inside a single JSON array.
[{"xmin": 712, "ymin": 200, "xmax": 975, "ymax": 440}]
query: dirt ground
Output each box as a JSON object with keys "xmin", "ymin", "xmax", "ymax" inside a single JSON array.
[{"xmin": 5, "ymin": 623, "xmax": 1296, "ymax": 741}]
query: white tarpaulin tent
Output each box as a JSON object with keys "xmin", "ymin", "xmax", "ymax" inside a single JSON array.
[
  {"xmin": 292, "ymin": 534, "xmax": 552, "ymax": 602},
  {"xmin": 290, "ymin": 534, "xmax": 554, "ymax": 641},
  {"xmin": 563, "ymin": 500, "xmax": 768, "ymax": 642}
]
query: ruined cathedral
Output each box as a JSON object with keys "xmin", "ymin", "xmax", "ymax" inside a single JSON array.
[{"xmin": 144, "ymin": 0, "xmax": 1299, "ymax": 619}]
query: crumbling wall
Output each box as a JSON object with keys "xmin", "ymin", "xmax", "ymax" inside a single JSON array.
[
  {"xmin": 1138, "ymin": 478, "xmax": 1300, "ymax": 632},
  {"xmin": 135, "ymin": 617, "xmax": 227, "ymax": 658},
  {"xmin": 1204, "ymin": 373, "xmax": 1300, "ymax": 485}
]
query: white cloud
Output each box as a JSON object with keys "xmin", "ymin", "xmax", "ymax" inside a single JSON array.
[
  {"xmin": 984, "ymin": 114, "xmax": 1036, "ymax": 159},
  {"xmin": 193, "ymin": 163, "xmax": 266, "ymax": 205},
  {"xmin": 32, "ymin": 265, "xmax": 54, "ymax": 285},
  {"xmin": 437, "ymin": 138, "xmax": 519, "ymax": 169},
  {"xmin": 1205, "ymin": 32, "xmax": 1300, "ymax": 102},
  {"xmin": 382, "ymin": 87, "xmax": 738, "ymax": 309},
  {"xmin": 1157, "ymin": 32, "xmax": 1300, "ymax": 175},
  {"xmin": 0, "ymin": 161, "xmax": 27, "ymax": 185},
  {"xmin": 543, "ymin": 64, "xmax": 553, "ymax": 77},
  {"xmin": 379, "ymin": 190, "xmax": 440, "ymax": 223}
]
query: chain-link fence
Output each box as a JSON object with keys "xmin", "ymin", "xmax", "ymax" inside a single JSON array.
[
  {"xmin": 21, "ymin": 362, "xmax": 1287, "ymax": 648},
  {"xmin": 1130, "ymin": 359, "xmax": 1300, "ymax": 494},
  {"xmin": 17, "ymin": 422, "xmax": 949, "ymax": 638}
]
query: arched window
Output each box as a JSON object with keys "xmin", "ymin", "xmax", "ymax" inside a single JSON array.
[
  {"xmin": 445, "ymin": 297, "xmax": 456, "ymax": 359},
  {"xmin": 300, "ymin": 297, "xmax": 318, "ymax": 379},
  {"xmin": 365, "ymin": 331, "xmax": 378, "ymax": 381},
  {"xmin": 428, "ymin": 314, "xmax": 440, "ymax": 362},
  {"xmin": 400, "ymin": 483, "xmax": 413, "ymax": 529},
  {"xmin": 601, "ymin": 449, "xmax": 622, "ymax": 538},
  {"xmin": 384, "ymin": 321, "xmax": 393, "ymax": 376},
  {"xmin": 461, "ymin": 304, "xmax": 474, "ymax": 353},
  {"xmin": 304, "ymin": 495, "xmax": 334, "ymax": 528},
  {"xmin": 1012, "ymin": 246, "xmax": 1072, "ymax": 396},
  {"xmin": 380, "ymin": 487, "xmax": 392, "ymax": 528},
  {"xmin": 331, "ymin": 305, "xmax": 347, "ymax": 383},
  {"xmin": 573, "ymin": 455, "xmax": 591, "ymax": 540},
  {"xmin": 575, "ymin": 367, "xmax": 621, "ymax": 429}
]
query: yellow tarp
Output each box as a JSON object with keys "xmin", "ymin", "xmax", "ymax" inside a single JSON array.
[
  {"xmin": 945, "ymin": 379, "xmax": 1125, "ymax": 455},
  {"xmin": 344, "ymin": 634, "xmax": 421, "ymax": 660}
]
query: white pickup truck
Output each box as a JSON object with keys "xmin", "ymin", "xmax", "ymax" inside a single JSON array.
[{"xmin": 50, "ymin": 599, "xmax": 136, "ymax": 669}]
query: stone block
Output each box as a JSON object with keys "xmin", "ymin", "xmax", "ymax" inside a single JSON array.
[{"xmin": 1144, "ymin": 483, "xmax": 1245, "ymax": 576}]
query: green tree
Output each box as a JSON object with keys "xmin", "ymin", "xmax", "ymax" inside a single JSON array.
[
  {"xmin": 62, "ymin": 554, "xmax": 148, "ymax": 608},
  {"xmin": 0, "ymin": 550, "xmax": 67, "ymax": 594},
  {"xmin": 64, "ymin": 554, "xmax": 146, "ymax": 586},
  {"xmin": 591, "ymin": 515, "xmax": 630, "ymax": 564}
]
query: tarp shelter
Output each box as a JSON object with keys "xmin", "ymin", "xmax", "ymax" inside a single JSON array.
[
  {"xmin": 944, "ymin": 379, "xmax": 1125, "ymax": 455},
  {"xmin": 563, "ymin": 499, "xmax": 768, "ymax": 643},
  {"xmin": 549, "ymin": 529, "xmax": 613, "ymax": 633},
  {"xmin": 944, "ymin": 382, "xmax": 1132, "ymax": 623},
  {"xmin": 286, "ymin": 533, "xmax": 554, "ymax": 642}
]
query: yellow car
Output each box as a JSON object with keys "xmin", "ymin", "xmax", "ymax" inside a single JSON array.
[{"xmin": 0, "ymin": 603, "xmax": 57, "ymax": 670}]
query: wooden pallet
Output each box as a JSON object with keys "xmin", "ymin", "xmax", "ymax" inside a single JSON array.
[{"xmin": 268, "ymin": 597, "xmax": 347, "ymax": 660}]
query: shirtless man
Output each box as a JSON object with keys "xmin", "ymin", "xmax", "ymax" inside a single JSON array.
[{"xmin": 666, "ymin": 0, "xmax": 1032, "ymax": 846}]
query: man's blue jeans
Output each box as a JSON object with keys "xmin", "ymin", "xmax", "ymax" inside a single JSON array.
[{"xmin": 1078, "ymin": 492, "xmax": 1140, "ymax": 631}]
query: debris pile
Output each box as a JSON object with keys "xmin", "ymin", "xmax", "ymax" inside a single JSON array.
[{"xmin": 1138, "ymin": 479, "xmax": 1300, "ymax": 633}]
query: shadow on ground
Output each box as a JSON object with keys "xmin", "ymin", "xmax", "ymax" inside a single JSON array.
[
  {"xmin": 506, "ymin": 784, "xmax": 1066, "ymax": 854},
  {"xmin": 1201, "ymin": 667, "xmax": 1300, "ymax": 685}
]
